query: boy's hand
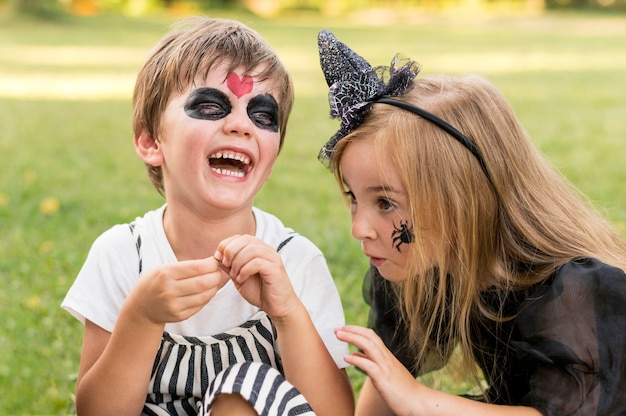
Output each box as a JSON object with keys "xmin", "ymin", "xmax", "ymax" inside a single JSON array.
[
  {"xmin": 215, "ymin": 234, "xmax": 299, "ymax": 320},
  {"xmin": 129, "ymin": 257, "xmax": 229, "ymax": 325}
]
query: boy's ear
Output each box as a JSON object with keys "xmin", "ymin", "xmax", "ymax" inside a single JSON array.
[{"xmin": 134, "ymin": 129, "xmax": 163, "ymax": 166}]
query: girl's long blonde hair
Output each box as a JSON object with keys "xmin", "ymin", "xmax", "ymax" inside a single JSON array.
[{"xmin": 332, "ymin": 73, "xmax": 626, "ymax": 387}]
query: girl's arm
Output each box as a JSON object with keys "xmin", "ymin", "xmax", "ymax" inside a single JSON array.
[
  {"xmin": 381, "ymin": 382, "xmax": 542, "ymax": 416},
  {"xmin": 355, "ymin": 377, "xmax": 395, "ymax": 416},
  {"xmin": 216, "ymin": 235, "xmax": 355, "ymax": 416},
  {"xmin": 337, "ymin": 325, "xmax": 542, "ymax": 416},
  {"xmin": 75, "ymin": 258, "xmax": 227, "ymax": 415}
]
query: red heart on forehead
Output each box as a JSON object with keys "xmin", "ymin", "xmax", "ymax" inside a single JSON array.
[{"xmin": 226, "ymin": 72, "xmax": 254, "ymax": 98}]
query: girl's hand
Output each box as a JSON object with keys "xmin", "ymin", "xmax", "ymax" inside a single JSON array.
[
  {"xmin": 130, "ymin": 257, "xmax": 229, "ymax": 325},
  {"xmin": 215, "ymin": 234, "xmax": 299, "ymax": 320},
  {"xmin": 335, "ymin": 325, "xmax": 420, "ymax": 415}
]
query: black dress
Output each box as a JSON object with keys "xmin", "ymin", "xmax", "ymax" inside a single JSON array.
[{"xmin": 363, "ymin": 258, "xmax": 626, "ymax": 415}]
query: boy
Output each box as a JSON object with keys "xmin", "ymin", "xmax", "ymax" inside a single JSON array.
[{"xmin": 62, "ymin": 17, "xmax": 353, "ymax": 415}]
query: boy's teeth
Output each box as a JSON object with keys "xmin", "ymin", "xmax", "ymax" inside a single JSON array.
[
  {"xmin": 212, "ymin": 167, "xmax": 245, "ymax": 178},
  {"xmin": 209, "ymin": 151, "xmax": 250, "ymax": 165}
]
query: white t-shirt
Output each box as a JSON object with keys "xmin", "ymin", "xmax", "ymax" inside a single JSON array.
[{"xmin": 62, "ymin": 205, "xmax": 349, "ymax": 368}]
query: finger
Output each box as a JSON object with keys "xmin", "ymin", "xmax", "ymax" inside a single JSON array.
[
  {"xmin": 179, "ymin": 282, "xmax": 221, "ymax": 311},
  {"xmin": 217, "ymin": 266, "xmax": 231, "ymax": 288},
  {"xmin": 343, "ymin": 352, "xmax": 377, "ymax": 374},
  {"xmin": 214, "ymin": 234, "xmax": 247, "ymax": 269},
  {"xmin": 338, "ymin": 324, "xmax": 379, "ymax": 336},
  {"xmin": 175, "ymin": 270, "xmax": 227, "ymax": 298},
  {"xmin": 231, "ymin": 256, "xmax": 262, "ymax": 283},
  {"xmin": 162, "ymin": 257, "xmax": 221, "ymax": 282},
  {"xmin": 233, "ymin": 250, "xmax": 282, "ymax": 282},
  {"xmin": 224, "ymin": 240, "xmax": 275, "ymax": 280},
  {"xmin": 335, "ymin": 326, "xmax": 382, "ymax": 352}
]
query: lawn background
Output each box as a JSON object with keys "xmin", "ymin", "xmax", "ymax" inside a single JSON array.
[{"xmin": 1, "ymin": 8, "xmax": 625, "ymax": 414}]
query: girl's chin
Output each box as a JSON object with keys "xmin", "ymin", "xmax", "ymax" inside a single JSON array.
[{"xmin": 375, "ymin": 266, "xmax": 407, "ymax": 283}]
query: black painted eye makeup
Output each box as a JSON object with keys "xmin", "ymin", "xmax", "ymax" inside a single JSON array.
[
  {"xmin": 247, "ymin": 93, "xmax": 279, "ymax": 132},
  {"xmin": 184, "ymin": 88, "xmax": 232, "ymax": 120}
]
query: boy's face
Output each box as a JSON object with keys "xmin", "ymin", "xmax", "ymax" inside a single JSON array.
[{"xmin": 156, "ymin": 63, "xmax": 281, "ymax": 212}]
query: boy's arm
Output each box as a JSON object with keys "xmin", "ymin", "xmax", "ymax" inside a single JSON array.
[
  {"xmin": 76, "ymin": 312, "xmax": 164, "ymax": 415},
  {"xmin": 216, "ymin": 235, "xmax": 355, "ymax": 416},
  {"xmin": 75, "ymin": 258, "xmax": 227, "ymax": 415},
  {"xmin": 272, "ymin": 301, "xmax": 355, "ymax": 416}
]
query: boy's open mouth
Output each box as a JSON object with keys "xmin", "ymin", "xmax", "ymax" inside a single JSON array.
[{"xmin": 208, "ymin": 151, "xmax": 252, "ymax": 178}]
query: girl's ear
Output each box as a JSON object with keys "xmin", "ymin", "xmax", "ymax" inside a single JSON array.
[{"xmin": 134, "ymin": 128, "xmax": 163, "ymax": 166}]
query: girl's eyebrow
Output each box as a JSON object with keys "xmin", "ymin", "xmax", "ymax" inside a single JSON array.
[
  {"xmin": 366, "ymin": 185, "xmax": 402, "ymax": 195},
  {"xmin": 342, "ymin": 178, "xmax": 401, "ymax": 195},
  {"xmin": 342, "ymin": 178, "xmax": 400, "ymax": 194}
]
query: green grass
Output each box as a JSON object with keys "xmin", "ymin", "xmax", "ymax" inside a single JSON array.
[{"xmin": 1, "ymin": 9, "xmax": 625, "ymax": 414}]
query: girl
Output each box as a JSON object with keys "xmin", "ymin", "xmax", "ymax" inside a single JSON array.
[{"xmin": 318, "ymin": 29, "xmax": 626, "ymax": 415}]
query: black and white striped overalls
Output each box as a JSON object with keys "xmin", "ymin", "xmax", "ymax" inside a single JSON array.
[{"xmin": 129, "ymin": 223, "xmax": 315, "ymax": 416}]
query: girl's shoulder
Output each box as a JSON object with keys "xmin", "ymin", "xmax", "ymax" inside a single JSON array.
[
  {"xmin": 510, "ymin": 258, "xmax": 626, "ymax": 413},
  {"xmin": 539, "ymin": 257, "xmax": 625, "ymax": 300},
  {"xmin": 518, "ymin": 257, "xmax": 626, "ymax": 324}
]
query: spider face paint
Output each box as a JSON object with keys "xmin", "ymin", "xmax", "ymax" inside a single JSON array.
[
  {"xmin": 226, "ymin": 72, "xmax": 254, "ymax": 98},
  {"xmin": 247, "ymin": 93, "xmax": 279, "ymax": 132},
  {"xmin": 184, "ymin": 88, "xmax": 231, "ymax": 120},
  {"xmin": 391, "ymin": 220, "xmax": 415, "ymax": 252}
]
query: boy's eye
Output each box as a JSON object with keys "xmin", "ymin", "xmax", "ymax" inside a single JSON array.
[
  {"xmin": 196, "ymin": 102, "xmax": 227, "ymax": 117},
  {"xmin": 185, "ymin": 88, "xmax": 231, "ymax": 120},
  {"xmin": 249, "ymin": 112, "xmax": 275, "ymax": 128},
  {"xmin": 247, "ymin": 94, "xmax": 279, "ymax": 132}
]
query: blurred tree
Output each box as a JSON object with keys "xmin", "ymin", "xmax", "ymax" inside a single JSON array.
[
  {"xmin": 7, "ymin": 0, "xmax": 625, "ymax": 22},
  {"xmin": 14, "ymin": 0, "xmax": 66, "ymax": 17}
]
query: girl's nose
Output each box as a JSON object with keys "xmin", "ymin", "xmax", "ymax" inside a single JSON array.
[{"xmin": 351, "ymin": 209, "xmax": 376, "ymax": 241}]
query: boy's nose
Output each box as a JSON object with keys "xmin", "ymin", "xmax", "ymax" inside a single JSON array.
[{"xmin": 223, "ymin": 108, "xmax": 253, "ymax": 137}]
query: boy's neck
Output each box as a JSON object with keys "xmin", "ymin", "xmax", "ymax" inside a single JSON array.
[{"xmin": 162, "ymin": 204, "xmax": 256, "ymax": 261}]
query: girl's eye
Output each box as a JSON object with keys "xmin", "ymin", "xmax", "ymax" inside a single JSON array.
[
  {"xmin": 345, "ymin": 191, "xmax": 357, "ymax": 215},
  {"xmin": 377, "ymin": 198, "xmax": 396, "ymax": 212}
]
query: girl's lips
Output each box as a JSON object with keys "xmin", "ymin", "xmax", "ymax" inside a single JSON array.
[
  {"xmin": 363, "ymin": 249, "xmax": 385, "ymax": 267},
  {"xmin": 368, "ymin": 256, "xmax": 385, "ymax": 268}
]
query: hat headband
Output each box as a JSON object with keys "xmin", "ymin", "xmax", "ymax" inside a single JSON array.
[{"xmin": 317, "ymin": 29, "xmax": 492, "ymax": 183}]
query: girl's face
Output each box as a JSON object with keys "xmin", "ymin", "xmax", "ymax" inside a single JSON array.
[
  {"xmin": 155, "ymin": 63, "xmax": 281, "ymax": 213},
  {"xmin": 340, "ymin": 137, "xmax": 414, "ymax": 282}
]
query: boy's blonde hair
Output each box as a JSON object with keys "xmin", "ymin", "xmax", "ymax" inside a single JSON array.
[
  {"xmin": 133, "ymin": 17, "xmax": 294, "ymax": 194},
  {"xmin": 332, "ymin": 73, "xmax": 626, "ymax": 389}
]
